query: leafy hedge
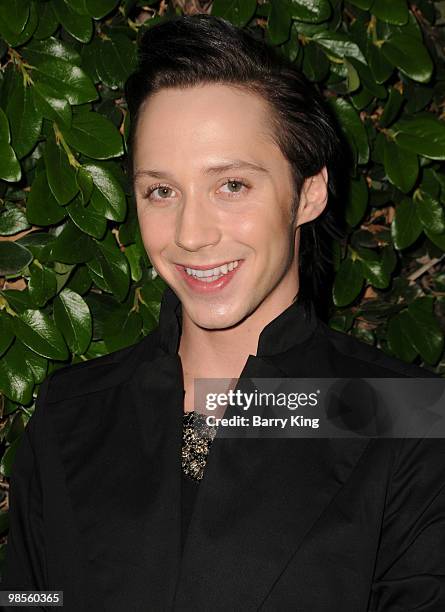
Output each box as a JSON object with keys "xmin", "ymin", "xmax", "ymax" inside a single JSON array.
[{"xmin": 0, "ymin": 0, "xmax": 444, "ymax": 570}]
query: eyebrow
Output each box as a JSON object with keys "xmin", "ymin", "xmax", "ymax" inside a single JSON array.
[{"xmin": 133, "ymin": 160, "xmax": 270, "ymax": 182}]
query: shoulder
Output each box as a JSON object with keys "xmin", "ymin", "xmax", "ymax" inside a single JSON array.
[
  {"xmin": 311, "ymin": 318, "xmax": 441, "ymax": 378},
  {"xmin": 41, "ymin": 328, "xmax": 161, "ymax": 404}
]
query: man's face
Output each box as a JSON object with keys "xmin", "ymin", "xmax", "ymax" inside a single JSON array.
[{"xmin": 133, "ymin": 83, "xmax": 311, "ymax": 330}]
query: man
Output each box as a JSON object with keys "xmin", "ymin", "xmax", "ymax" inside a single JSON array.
[{"xmin": 3, "ymin": 14, "xmax": 445, "ymax": 611}]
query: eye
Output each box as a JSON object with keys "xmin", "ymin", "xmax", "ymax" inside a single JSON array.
[
  {"xmin": 218, "ymin": 179, "xmax": 250, "ymax": 198},
  {"xmin": 143, "ymin": 183, "xmax": 175, "ymax": 201}
]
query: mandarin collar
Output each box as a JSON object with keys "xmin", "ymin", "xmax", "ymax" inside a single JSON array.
[{"xmin": 157, "ymin": 285, "xmax": 318, "ymax": 358}]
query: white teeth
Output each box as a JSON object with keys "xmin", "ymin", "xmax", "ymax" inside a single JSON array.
[{"xmin": 184, "ymin": 260, "xmax": 240, "ymax": 280}]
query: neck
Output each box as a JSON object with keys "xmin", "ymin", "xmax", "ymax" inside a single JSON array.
[{"xmin": 178, "ymin": 277, "xmax": 299, "ymax": 380}]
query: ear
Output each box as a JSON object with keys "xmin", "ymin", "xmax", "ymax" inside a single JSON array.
[{"xmin": 295, "ymin": 166, "xmax": 328, "ymax": 227}]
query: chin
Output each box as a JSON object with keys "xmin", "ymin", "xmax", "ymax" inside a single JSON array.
[{"xmin": 189, "ymin": 304, "xmax": 248, "ymax": 331}]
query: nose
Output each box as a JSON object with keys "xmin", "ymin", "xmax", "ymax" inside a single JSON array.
[{"xmin": 175, "ymin": 195, "xmax": 221, "ymax": 252}]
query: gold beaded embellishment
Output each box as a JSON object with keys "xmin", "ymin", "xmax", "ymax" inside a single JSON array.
[{"xmin": 182, "ymin": 411, "xmax": 218, "ymax": 481}]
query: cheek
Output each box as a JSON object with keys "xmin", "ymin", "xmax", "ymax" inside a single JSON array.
[{"xmin": 233, "ymin": 206, "xmax": 290, "ymax": 251}]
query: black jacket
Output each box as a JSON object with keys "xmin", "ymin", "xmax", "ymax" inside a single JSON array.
[{"xmin": 2, "ymin": 286, "xmax": 445, "ymax": 611}]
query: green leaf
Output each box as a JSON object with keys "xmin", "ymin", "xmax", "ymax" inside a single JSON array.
[
  {"xmin": 328, "ymin": 98, "xmax": 369, "ymax": 165},
  {"xmin": 376, "ymin": 11, "xmax": 422, "ymax": 42},
  {"xmin": 383, "ymin": 138, "xmax": 418, "ymax": 193},
  {"xmin": 44, "ymin": 136, "xmax": 79, "ymax": 205},
  {"xmin": 211, "ymin": 0, "xmax": 257, "ymax": 28},
  {"xmin": 301, "ymin": 41, "xmax": 330, "ymax": 81},
  {"xmin": 23, "ymin": 345, "xmax": 48, "ymax": 385},
  {"xmin": 5, "ymin": 74, "xmax": 41, "ymax": 159},
  {"xmin": 425, "ymin": 228, "xmax": 445, "ymax": 252},
  {"xmin": 371, "ymin": 0, "xmax": 409, "ymax": 25},
  {"xmin": 96, "ymin": 33, "xmax": 137, "ymax": 90},
  {"xmin": 405, "ymin": 297, "xmax": 444, "ymax": 364},
  {"xmin": 0, "ymin": 340, "xmax": 34, "ymax": 405},
  {"xmin": 53, "ymin": 288, "xmax": 92, "ymax": 355},
  {"xmin": 268, "ymin": 0, "xmax": 292, "ymax": 45},
  {"xmin": 313, "ymin": 31, "xmax": 366, "ymax": 64},
  {"xmin": 21, "ymin": 48, "xmax": 98, "ymax": 106},
  {"xmin": 404, "ymin": 81, "xmax": 433, "ymax": 115},
  {"xmin": 103, "ymin": 308, "xmax": 142, "ymax": 352},
  {"xmin": 345, "ymin": 174, "xmax": 368, "ymax": 227},
  {"xmin": 60, "ymin": 112, "xmax": 123, "ymax": 160},
  {"xmin": 53, "ymin": 0, "xmax": 93, "ymax": 43},
  {"xmin": 414, "ymin": 190, "xmax": 445, "ymax": 234},
  {"xmin": 0, "ymin": 289, "xmax": 33, "ymax": 314},
  {"xmin": 66, "ymin": 193, "xmax": 107, "ymax": 239},
  {"xmin": 124, "ymin": 243, "xmax": 143, "ymax": 282},
  {"xmin": 85, "ymin": 0, "xmax": 120, "ymax": 19},
  {"xmin": 366, "ymin": 39, "xmax": 394, "ymax": 84},
  {"xmin": 82, "ymin": 162, "xmax": 127, "ymax": 221},
  {"xmin": 0, "ymin": 313, "xmax": 14, "ymax": 358},
  {"xmin": 32, "ymin": 82, "xmax": 72, "ymax": 127},
  {"xmin": 387, "ymin": 311, "xmax": 418, "ymax": 362},
  {"xmin": 69, "ymin": 0, "xmax": 89, "ymax": 14},
  {"xmin": 381, "ymin": 34, "xmax": 433, "ymax": 83},
  {"xmin": 348, "ymin": 0, "xmax": 372, "ymax": 8},
  {"xmin": 391, "ymin": 197, "xmax": 423, "ymax": 250},
  {"xmin": 333, "ymin": 256, "xmax": 364, "ymax": 307},
  {"xmin": 0, "ymin": 1, "xmax": 30, "ymax": 34},
  {"xmin": 33, "ymin": 2, "xmax": 58, "ymax": 40},
  {"xmin": 0, "ymin": 141, "xmax": 21, "ymax": 182},
  {"xmin": 28, "ymin": 264, "xmax": 58, "ymax": 308},
  {"xmin": 343, "ymin": 59, "xmax": 360, "ymax": 94},
  {"xmin": 393, "ymin": 114, "xmax": 445, "ymax": 160},
  {"xmin": 140, "ymin": 275, "xmax": 166, "ymax": 304},
  {"xmin": 66, "ymin": 264, "xmax": 92, "ymax": 295},
  {"xmin": 26, "ymin": 172, "xmax": 67, "ymax": 227},
  {"xmin": 382, "ymin": 245, "xmax": 397, "ymax": 276},
  {"xmin": 0, "ymin": 107, "xmax": 10, "ymax": 142},
  {"xmin": 379, "ymin": 86, "xmax": 404, "ymax": 128},
  {"xmin": 0, "ymin": 203, "xmax": 30, "ymax": 237},
  {"xmin": 22, "ymin": 36, "xmax": 82, "ymax": 65},
  {"xmin": 1, "ymin": 436, "xmax": 23, "ymax": 476},
  {"xmin": 289, "ymin": 0, "xmax": 331, "ymax": 23},
  {"xmin": 49, "ymin": 221, "xmax": 95, "ymax": 264},
  {"xmin": 351, "ymin": 86, "xmax": 374, "ymax": 112},
  {"xmin": 77, "ymin": 166, "xmax": 94, "ymax": 204},
  {"xmin": 0, "ymin": 242, "xmax": 33, "ymax": 276},
  {"xmin": 53, "ymin": 262, "xmax": 76, "ymax": 293},
  {"xmin": 0, "ymin": 0, "xmax": 37, "ymax": 47},
  {"xmin": 87, "ymin": 235, "xmax": 130, "ymax": 301},
  {"xmin": 356, "ymin": 247, "xmax": 390, "ymax": 289},
  {"xmin": 347, "ymin": 57, "xmax": 387, "ymax": 99},
  {"xmin": 79, "ymin": 36, "xmax": 101, "ymax": 83},
  {"xmin": 13, "ymin": 309, "xmax": 69, "ymax": 361}
]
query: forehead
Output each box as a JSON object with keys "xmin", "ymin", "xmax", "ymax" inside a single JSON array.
[{"xmin": 133, "ymin": 83, "xmax": 278, "ymax": 164}]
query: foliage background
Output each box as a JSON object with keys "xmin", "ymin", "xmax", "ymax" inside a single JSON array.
[{"xmin": 0, "ymin": 0, "xmax": 444, "ymax": 571}]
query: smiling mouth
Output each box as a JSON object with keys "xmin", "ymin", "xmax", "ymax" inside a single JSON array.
[
  {"xmin": 180, "ymin": 259, "xmax": 241, "ymax": 280},
  {"xmin": 174, "ymin": 259, "xmax": 244, "ymax": 289}
]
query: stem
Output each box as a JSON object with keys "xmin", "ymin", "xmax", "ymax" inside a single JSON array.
[
  {"xmin": 131, "ymin": 286, "xmax": 142, "ymax": 312},
  {"xmin": 367, "ymin": 15, "xmax": 385, "ymax": 47},
  {"xmin": 7, "ymin": 48, "xmax": 34, "ymax": 86},
  {"xmin": 0, "ymin": 295, "xmax": 17, "ymax": 317},
  {"xmin": 53, "ymin": 123, "xmax": 80, "ymax": 169}
]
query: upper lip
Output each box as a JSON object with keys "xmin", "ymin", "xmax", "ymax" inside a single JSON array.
[{"xmin": 176, "ymin": 259, "xmax": 242, "ymax": 270}]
